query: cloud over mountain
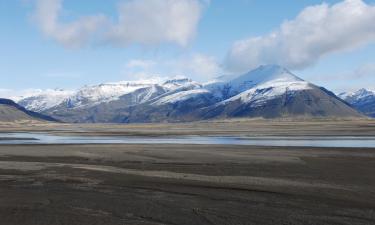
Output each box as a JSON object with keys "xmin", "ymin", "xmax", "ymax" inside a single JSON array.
[
  {"xmin": 122, "ymin": 54, "xmax": 221, "ymax": 82},
  {"xmin": 107, "ymin": 0, "xmax": 204, "ymax": 47},
  {"xmin": 225, "ymin": 0, "xmax": 375, "ymax": 73},
  {"xmin": 32, "ymin": 0, "xmax": 206, "ymax": 48},
  {"xmin": 33, "ymin": 0, "xmax": 107, "ymax": 48}
]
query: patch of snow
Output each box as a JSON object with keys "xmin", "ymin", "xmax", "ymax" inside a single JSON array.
[
  {"xmin": 339, "ymin": 88, "xmax": 375, "ymax": 100},
  {"xmin": 228, "ymin": 65, "xmax": 303, "ymax": 94},
  {"xmin": 162, "ymin": 76, "xmax": 201, "ymax": 91},
  {"xmin": 139, "ymin": 85, "xmax": 159, "ymax": 103},
  {"xmin": 16, "ymin": 89, "xmax": 74, "ymax": 112},
  {"xmin": 67, "ymin": 82, "xmax": 154, "ymax": 108},
  {"xmin": 221, "ymin": 79, "xmax": 312, "ymax": 106},
  {"xmin": 153, "ymin": 89, "xmax": 210, "ymax": 105}
]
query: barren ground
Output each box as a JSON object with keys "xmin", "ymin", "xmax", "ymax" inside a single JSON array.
[{"xmin": 0, "ymin": 119, "xmax": 374, "ymax": 224}]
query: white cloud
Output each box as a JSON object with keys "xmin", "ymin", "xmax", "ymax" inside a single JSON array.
[
  {"xmin": 353, "ymin": 63, "xmax": 375, "ymax": 79},
  {"xmin": 122, "ymin": 54, "xmax": 221, "ymax": 81},
  {"xmin": 107, "ymin": 0, "xmax": 205, "ymax": 47},
  {"xmin": 0, "ymin": 88, "xmax": 45, "ymax": 101},
  {"xmin": 307, "ymin": 63, "xmax": 375, "ymax": 82},
  {"xmin": 225, "ymin": 0, "xmax": 375, "ymax": 73},
  {"xmin": 33, "ymin": 0, "xmax": 107, "ymax": 48},
  {"xmin": 0, "ymin": 89, "xmax": 14, "ymax": 99},
  {"xmin": 302, "ymin": 62, "xmax": 375, "ymax": 92},
  {"xmin": 175, "ymin": 54, "xmax": 222, "ymax": 79},
  {"xmin": 125, "ymin": 60, "xmax": 156, "ymax": 69},
  {"xmin": 32, "ymin": 0, "xmax": 206, "ymax": 48}
]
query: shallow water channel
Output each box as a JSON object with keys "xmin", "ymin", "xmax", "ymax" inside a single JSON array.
[{"xmin": 1, "ymin": 132, "xmax": 375, "ymax": 148}]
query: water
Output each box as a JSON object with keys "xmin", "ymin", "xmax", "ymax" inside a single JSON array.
[{"xmin": 1, "ymin": 132, "xmax": 375, "ymax": 148}]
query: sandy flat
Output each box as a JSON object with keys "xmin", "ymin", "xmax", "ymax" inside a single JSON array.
[
  {"xmin": 1, "ymin": 119, "xmax": 375, "ymax": 224},
  {"xmin": 0, "ymin": 140, "xmax": 374, "ymax": 225}
]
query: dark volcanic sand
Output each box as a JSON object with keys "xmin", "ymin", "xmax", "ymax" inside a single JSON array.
[{"xmin": 0, "ymin": 144, "xmax": 374, "ymax": 225}]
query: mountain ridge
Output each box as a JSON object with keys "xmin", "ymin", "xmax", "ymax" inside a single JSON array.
[
  {"xmin": 8, "ymin": 65, "xmax": 363, "ymax": 123},
  {"xmin": 339, "ymin": 88, "xmax": 375, "ymax": 117}
]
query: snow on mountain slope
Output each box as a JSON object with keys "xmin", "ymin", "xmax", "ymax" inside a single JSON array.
[
  {"xmin": 204, "ymin": 65, "xmax": 311, "ymax": 104},
  {"xmin": 228, "ymin": 65, "xmax": 305, "ymax": 94},
  {"xmin": 203, "ymin": 78, "xmax": 228, "ymax": 99},
  {"xmin": 135, "ymin": 85, "xmax": 166, "ymax": 104},
  {"xmin": 338, "ymin": 88, "xmax": 375, "ymax": 100},
  {"xmin": 12, "ymin": 65, "xmax": 361, "ymax": 123},
  {"xmin": 196, "ymin": 65, "xmax": 362, "ymax": 120},
  {"xmin": 153, "ymin": 89, "xmax": 211, "ymax": 105},
  {"xmin": 17, "ymin": 80, "xmax": 161, "ymax": 111},
  {"xmin": 162, "ymin": 77, "xmax": 201, "ymax": 91},
  {"xmin": 65, "ymin": 81, "xmax": 155, "ymax": 108},
  {"xmin": 222, "ymin": 76, "xmax": 312, "ymax": 106},
  {"xmin": 16, "ymin": 89, "xmax": 74, "ymax": 112},
  {"xmin": 146, "ymin": 77, "xmax": 204, "ymax": 105},
  {"xmin": 67, "ymin": 77, "xmax": 202, "ymax": 108},
  {"xmin": 339, "ymin": 88, "xmax": 375, "ymax": 117},
  {"xmin": 16, "ymin": 77, "xmax": 202, "ymax": 112}
]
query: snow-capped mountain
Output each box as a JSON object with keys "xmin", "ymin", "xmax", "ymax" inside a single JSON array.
[
  {"xmin": 339, "ymin": 88, "xmax": 375, "ymax": 117},
  {"xmin": 162, "ymin": 77, "xmax": 200, "ymax": 91},
  {"xmin": 152, "ymin": 89, "xmax": 211, "ymax": 106},
  {"xmin": 16, "ymin": 89, "xmax": 74, "ymax": 112},
  {"xmin": 14, "ymin": 77, "xmax": 198, "ymax": 112},
  {"xmin": 198, "ymin": 65, "xmax": 360, "ymax": 119},
  {"xmin": 12, "ymin": 65, "xmax": 362, "ymax": 123},
  {"xmin": 150, "ymin": 78, "xmax": 204, "ymax": 106},
  {"xmin": 228, "ymin": 65, "xmax": 306, "ymax": 94},
  {"xmin": 224, "ymin": 65, "xmax": 311, "ymax": 104},
  {"xmin": 62, "ymin": 81, "xmax": 156, "ymax": 109},
  {"xmin": 206, "ymin": 65, "xmax": 311, "ymax": 100},
  {"xmin": 338, "ymin": 88, "xmax": 375, "ymax": 100}
]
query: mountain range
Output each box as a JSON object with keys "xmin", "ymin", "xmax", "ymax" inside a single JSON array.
[
  {"xmin": 6, "ymin": 65, "xmax": 362, "ymax": 123},
  {"xmin": 339, "ymin": 89, "xmax": 375, "ymax": 117}
]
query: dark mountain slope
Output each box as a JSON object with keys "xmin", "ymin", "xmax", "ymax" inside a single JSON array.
[{"xmin": 0, "ymin": 98, "xmax": 57, "ymax": 122}]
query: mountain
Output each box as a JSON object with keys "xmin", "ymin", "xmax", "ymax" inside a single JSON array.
[
  {"xmin": 12, "ymin": 65, "xmax": 362, "ymax": 123},
  {"xmin": 15, "ymin": 77, "xmax": 196, "ymax": 115},
  {"xmin": 16, "ymin": 81, "xmax": 159, "ymax": 113},
  {"xmin": 0, "ymin": 98, "xmax": 57, "ymax": 122},
  {"xmin": 123, "ymin": 87, "xmax": 217, "ymax": 123},
  {"xmin": 16, "ymin": 89, "xmax": 74, "ymax": 112},
  {"xmin": 33, "ymin": 77, "xmax": 201, "ymax": 123},
  {"xmin": 339, "ymin": 89, "xmax": 375, "ymax": 117},
  {"xmin": 198, "ymin": 65, "xmax": 362, "ymax": 119}
]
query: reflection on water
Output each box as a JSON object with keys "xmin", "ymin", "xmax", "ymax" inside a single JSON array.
[{"xmin": 0, "ymin": 132, "xmax": 375, "ymax": 148}]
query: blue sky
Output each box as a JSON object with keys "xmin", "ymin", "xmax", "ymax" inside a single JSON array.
[{"xmin": 1, "ymin": 0, "xmax": 375, "ymax": 94}]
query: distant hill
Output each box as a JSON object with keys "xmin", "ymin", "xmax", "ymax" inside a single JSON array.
[
  {"xmin": 0, "ymin": 98, "xmax": 57, "ymax": 122},
  {"xmin": 339, "ymin": 89, "xmax": 375, "ymax": 117},
  {"xmin": 13, "ymin": 65, "xmax": 363, "ymax": 123}
]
